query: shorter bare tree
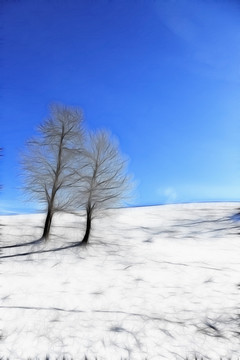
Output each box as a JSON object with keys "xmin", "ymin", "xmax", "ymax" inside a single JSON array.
[
  {"xmin": 75, "ymin": 131, "xmax": 132, "ymax": 244},
  {"xmin": 21, "ymin": 104, "xmax": 84, "ymax": 241}
]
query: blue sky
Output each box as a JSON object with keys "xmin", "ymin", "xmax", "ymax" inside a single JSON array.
[{"xmin": 1, "ymin": 0, "xmax": 240, "ymax": 213}]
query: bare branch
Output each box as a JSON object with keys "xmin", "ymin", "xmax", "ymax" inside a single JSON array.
[
  {"xmin": 74, "ymin": 130, "xmax": 133, "ymax": 244},
  {"xmin": 20, "ymin": 103, "xmax": 84, "ymax": 240}
]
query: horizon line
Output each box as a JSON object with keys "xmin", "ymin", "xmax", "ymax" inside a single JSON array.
[{"xmin": 0, "ymin": 199, "xmax": 239, "ymax": 216}]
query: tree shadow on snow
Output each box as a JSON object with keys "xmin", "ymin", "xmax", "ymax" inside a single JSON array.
[
  {"xmin": 0, "ymin": 241, "xmax": 86, "ymax": 260},
  {"xmin": 0, "ymin": 238, "xmax": 43, "ymax": 250}
]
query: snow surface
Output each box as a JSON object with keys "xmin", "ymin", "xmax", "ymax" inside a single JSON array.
[{"xmin": 1, "ymin": 203, "xmax": 240, "ymax": 359}]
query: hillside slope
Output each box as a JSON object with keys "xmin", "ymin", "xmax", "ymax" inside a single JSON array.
[{"xmin": 0, "ymin": 203, "xmax": 240, "ymax": 359}]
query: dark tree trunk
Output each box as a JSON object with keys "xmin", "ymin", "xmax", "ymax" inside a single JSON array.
[
  {"xmin": 81, "ymin": 208, "xmax": 92, "ymax": 244},
  {"xmin": 41, "ymin": 125, "xmax": 64, "ymax": 242},
  {"xmin": 42, "ymin": 209, "xmax": 53, "ymax": 241}
]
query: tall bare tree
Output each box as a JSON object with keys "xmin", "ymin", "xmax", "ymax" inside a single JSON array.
[
  {"xmin": 21, "ymin": 104, "xmax": 84, "ymax": 241},
  {"xmin": 76, "ymin": 131, "xmax": 131, "ymax": 244}
]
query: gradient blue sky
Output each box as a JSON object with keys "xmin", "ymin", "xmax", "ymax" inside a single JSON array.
[{"xmin": 1, "ymin": 0, "xmax": 240, "ymax": 213}]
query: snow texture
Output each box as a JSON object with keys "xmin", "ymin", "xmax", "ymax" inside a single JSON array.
[{"xmin": 1, "ymin": 203, "xmax": 240, "ymax": 360}]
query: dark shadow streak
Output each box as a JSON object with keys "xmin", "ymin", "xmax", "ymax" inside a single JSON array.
[
  {"xmin": 95, "ymin": 308, "xmax": 184, "ymax": 325},
  {"xmin": 205, "ymin": 224, "xmax": 240, "ymax": 233},
  {"xmin": 0, "ymin": 242, "xmax": 84, "ymax": 259},
  {"xmin": 0, "ymin": 305, "xmax": 84, "ymax": 313},
  {"xmin": 149, "ymin": 259, "xmax": 225, "ymax": 271},
  {"xmin": 172, "ymin": 217, "xmax": 230, "ymax": 228},
  {"xmin": 0, "ymin": 306, "xmax": 183, "ymax": 325},
  {"xmin": 0, "ymin": 238, "xmax": 43, "ymax": 250},
  {"xmin": 231, "ymin": 213, "xmax": 240, "ymax": 222}
]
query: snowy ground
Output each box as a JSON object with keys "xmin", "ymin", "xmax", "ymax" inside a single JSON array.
[{"xmin": 1, "ymin": 203, "xmax": 240, "ymax": 360}]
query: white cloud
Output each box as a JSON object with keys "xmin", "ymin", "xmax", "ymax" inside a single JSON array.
[{"xmin": 157, "ymin": 186, "xmax": 178, "ymax": 204}]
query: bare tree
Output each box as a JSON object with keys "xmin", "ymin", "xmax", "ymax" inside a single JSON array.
[
  {"xmin": 21, "ymin": 104, "xmax": 84, "ymax": 241},
  {"xmin": 75, "ymin": 131, "xmax": 132, "ymax": 244}
]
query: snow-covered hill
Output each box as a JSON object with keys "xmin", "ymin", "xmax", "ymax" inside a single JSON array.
[{"xmin": 1, "ymin": 203, "xmax": 240, "ymax": 360}]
